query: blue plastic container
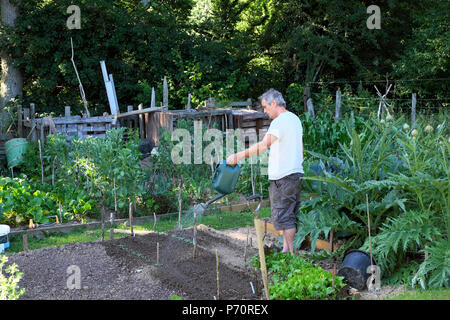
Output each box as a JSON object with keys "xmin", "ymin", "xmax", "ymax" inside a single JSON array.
[{"xmin": 0, "ymin": 224, "xmax": 10, "ymax": 253}]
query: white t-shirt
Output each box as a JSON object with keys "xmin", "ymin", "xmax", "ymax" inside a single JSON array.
[{"xmin": 265, "ymin": 111, "xmax": 303, "ymax": 180}]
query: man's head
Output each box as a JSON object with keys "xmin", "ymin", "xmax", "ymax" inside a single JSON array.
[{"xmin": 259, "ymin": 89, "xmax": 286, "ymax": 119}]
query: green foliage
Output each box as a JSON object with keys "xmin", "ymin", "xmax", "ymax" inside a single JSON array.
[
  {"xmin": 0, "ymin": 256, "xmax": 26, "ymax": 300},
  {"xmin": 249, "ymin": 252, "xmax": 345, "ymax": 300},
  {"xmin": 299, "ymin": 114, "xmax": 448, "ymax": 289},
  {"xmin": 411, "ymin": 239, "xmax": 449, "ymax": 290},
  {"xmin": 382, "ymin": 261, "xmax": 421, "ymax": 288},
  {"xmin": 361, "ymin": 210, "xmax": 441, "ymax": 273},
  {"xmin": 301, "ymin": 111, "xmax": 366, "ymax": 158},
  {"xmin": 146, "ymin": 119, "xmax": 214, "ymax": 212},
  {"xmin": 0, "ymin": 177, "xmax": 93, "ymax": 226}
]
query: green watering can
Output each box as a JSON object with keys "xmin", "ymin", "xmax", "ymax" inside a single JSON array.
[{"xmin": 206, "ymin": 160, "xmax": 241, "ymax": 206}]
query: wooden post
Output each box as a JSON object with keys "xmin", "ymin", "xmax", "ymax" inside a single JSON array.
[
  {"xmin": 30, "ymin": 103, "xmax": 36, "ymax": 141},
  {"xmin": 411, "ymin": 93, "xmax": 416, "ymax": 127},
  {"xmin": 151, "ymin": 87, "xmax": 155, "ymax": 109},
  {"xmin": 335, "ymin": 90, "xmax": 341, "ymax": 121},
  {"xmin": 163, "ymin": 76, "xmax": 168, "ymax": 111},
  {"xmin": 129, "ymin": 200, "xmax": 134, "ymax": 236},
  {"xmin": 65, "ymin": 106, "xmax": 71, "ymax": 118},
  {"xmin": 153, "ymin": 212, "xmax": 157, "ymax": 232},
  {"xmin": 23, "ymin": 108, "xmax": 29, "ymax": 121},
  {"xmin": 110, "ymin": 228, "xmax": 114, "ymax": 240},
  {"xmin": 17, "ymin": 104, "xmax": 23, "ymax": 138},
  {"xmin": 138, "ymin": 103, "xmax": 144, "ymax": 138},
  {"xmin": 22, "ymin": 233, "xmax": 28, "ymax": 252},
  {"xmin": 303, "ymin": 87, "xmax": 310, "ymax": 113},
  {"xmin": 127, "ymin": 105, "xmax": 133, "ymax": 129},
  {"xmin": 186, "ymin": 93, "xmax": 191, "ymax": 111},
  {"xmin": 246, "ymin": 98, "xmax": 252, "ymax": 110}
]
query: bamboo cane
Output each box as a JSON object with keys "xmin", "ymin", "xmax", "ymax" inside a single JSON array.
[
  {"xmin": 193, "ymin": 211, "xmax": 197, "ymax": 259},
  {"xmin": 156, "ymin": 242, "xmax": 160, "ymax": 265},
  {"xmin": 254, "ymin": 217, "xmax": 270, "ymax": 300},
  {"xmin": 216, "ymin": 249, "xmax": 220, "ymax": 300},
  {"xmin": 366, "ymin": 194, "xmax": 374, "ymax": 266}
]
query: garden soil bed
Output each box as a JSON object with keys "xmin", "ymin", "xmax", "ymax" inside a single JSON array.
[
  {"xmin": 5, "ymin": 228, "xmax": 262, "ymax": 300},
  {"xmin": 5, "ymin": 226, "xmax": 407, "ymax": 300}
]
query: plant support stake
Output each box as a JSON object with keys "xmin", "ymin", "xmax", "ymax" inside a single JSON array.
[
  {"xmin": 71, "ymin": 38, "xmax": 90, "ymax": 117},
  {"xmin": 177, "ymin": 177, "xmax": 183, "ymax": 230},
  {"xmin": 156, "ymin": 242, "xmax": 160, "ymax": 266},
  {"xmin": 366, "ymin": 194, "xmax": 374, "ymax": 266},
  {"xmin": 193, "ymin": 210, "xmax": 197, "ymax": 260},
  {"xmin": 216, "ymin": 249, "xmax": 220, "ymax": 300},
  {"xmin": 129, "ymin": 200, "xmax": 134, "ymax": 236}
]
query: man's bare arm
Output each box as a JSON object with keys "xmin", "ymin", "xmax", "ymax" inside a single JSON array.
[{"xmin": 226, "ymin": 134, "xmax": 278, "ymax": 165}]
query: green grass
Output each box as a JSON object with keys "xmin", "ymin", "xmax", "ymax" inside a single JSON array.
[
  {"xmin": 385, "ymin": 288, "xmax": 450, "ymax": 300},
  {"xmin": 1, "ymin": 208, "xmax": 272, "ymax": 254},
  {"xmin": 123, "ymin": 207, "xmax": 272, "ymax": 232},
  {"xmin": 3, "ymin": 227, "xmax": 129, "ymax": 255}
]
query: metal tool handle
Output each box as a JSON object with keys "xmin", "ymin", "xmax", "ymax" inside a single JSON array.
[
  {"xmin": 247, "ymin": 194, "xmax": 262, "ymax": 202},
  {"xmin": 246, "ymin": 194, "xmax": 263, "ymax": 218}
]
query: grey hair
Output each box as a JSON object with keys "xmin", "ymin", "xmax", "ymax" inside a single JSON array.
[{"xmin": 259, "ymin": 88, "xmax": 286, "ymax": 107}]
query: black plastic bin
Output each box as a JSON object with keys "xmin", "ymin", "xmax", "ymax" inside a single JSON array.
[{"xmin": 337, "ymin": 249, "xmax": 377, "ymax": 290}]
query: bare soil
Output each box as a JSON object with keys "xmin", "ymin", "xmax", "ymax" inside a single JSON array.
[
  {"xmin": 5, "ymin": 225, "xmax": 406, "ymax": 300},
  {"xmin": 5, "ymin": 228, "xmax": 263, "ymax": 300}
]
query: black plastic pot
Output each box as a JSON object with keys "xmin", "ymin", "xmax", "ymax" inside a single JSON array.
[{"xmin": 337, "ymin": 249, "xmax": 377, "ymax": 290}]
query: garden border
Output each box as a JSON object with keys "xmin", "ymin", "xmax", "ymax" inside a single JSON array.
[{"xmin": 8, "ymin": 199, "xmax": 272, "ymax": 236}]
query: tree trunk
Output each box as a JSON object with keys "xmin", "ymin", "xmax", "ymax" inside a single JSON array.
[{"xmin": 1, "ymin": 0, "xmax": 23, "ymax": 112}]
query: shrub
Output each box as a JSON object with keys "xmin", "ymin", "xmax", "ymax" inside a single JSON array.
[{"xmin": 0, "ymin": 256, "xmax": 26, "ymax": 300}]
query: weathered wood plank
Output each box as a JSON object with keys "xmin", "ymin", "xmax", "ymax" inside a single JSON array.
[{"xmin": 116, "ymin": 106, "xmax": 163, "ymax": 119}]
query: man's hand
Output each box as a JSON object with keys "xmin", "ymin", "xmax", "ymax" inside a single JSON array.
[{"xmin": 226, "ymin": 154, "xmax": 239, "ymax": 166}]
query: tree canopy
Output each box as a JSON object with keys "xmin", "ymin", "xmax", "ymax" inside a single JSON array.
[{"xmin": 0, "ymin": 0, "xmax": 448, "ymax": 115}]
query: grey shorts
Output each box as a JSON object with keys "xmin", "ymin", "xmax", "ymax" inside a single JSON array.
[{"xmin": 269, "ymin": 173, "xmax": 303, "ymax": 231}]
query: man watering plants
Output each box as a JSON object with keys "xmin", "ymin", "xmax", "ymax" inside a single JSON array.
[{"xmin": 226, "ymin": 88, "xmax": 304, "ymax": 254}]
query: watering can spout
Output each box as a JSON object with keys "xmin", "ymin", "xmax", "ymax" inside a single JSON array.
[{"xmin": 206, "ymin": 193, "xmax": 227, "ymax": 206}]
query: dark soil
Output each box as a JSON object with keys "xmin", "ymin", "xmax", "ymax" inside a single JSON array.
[
  {"xmin": 102, "ymin": 229, "xmax": 262, "ymax": 300},
  {"xmin": 5, "ymin": 229, "xmax": 263, "ymax": 300}
]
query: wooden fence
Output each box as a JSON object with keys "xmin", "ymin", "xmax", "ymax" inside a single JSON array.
[{"xmin": 14, "ymin": 98, "xmax": 270, "ymax": 151}]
